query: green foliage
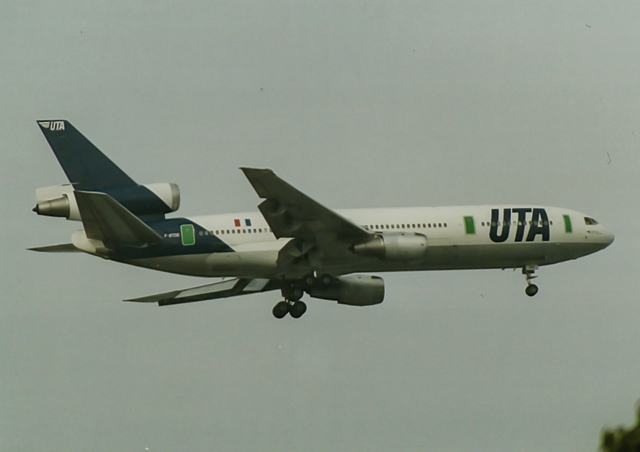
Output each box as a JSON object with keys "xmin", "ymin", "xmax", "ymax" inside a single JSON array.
[{"xmin": 601, "ymin": 402, "xmax": 640, "ymax": 452}]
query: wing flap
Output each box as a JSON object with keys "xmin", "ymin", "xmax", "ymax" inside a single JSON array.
[
  {"xmin": 124, "ymin": 278, "xmax": 280, "ymax": 306},
  {"xmin": 74, "ymin": 190, "xmax": 162, "ymax": 247}
]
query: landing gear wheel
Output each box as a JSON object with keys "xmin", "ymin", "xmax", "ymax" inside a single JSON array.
[
  {"xmin": 289, "ymin": 301, "xmax": 307, "ymax": 319},
  {"xmin": 522, "ymin": 265, "xmax": 539, "ymax": 297},
  {"xmin": 272, "ymin": 301, "xmax": 290, "ymax": 319}
]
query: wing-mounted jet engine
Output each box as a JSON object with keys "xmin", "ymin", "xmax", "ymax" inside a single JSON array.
[{"xmin": 351, "ymin": 232, "xmax": 428, "ymax": 260}]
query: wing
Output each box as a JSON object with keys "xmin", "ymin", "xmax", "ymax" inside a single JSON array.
[
  {"xmin": 241, "ymin": 168, "xmax": 373, "ymax": 276},
  {"xmin": 241, "ymin": 168, "xmax": 370, "ymax": 240},
  {"xmin": 125, "ymin": 277, "xmax": 281, "ymax": 306}
]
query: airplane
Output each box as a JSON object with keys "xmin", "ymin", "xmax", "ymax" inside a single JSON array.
[{"xmin": 30, "ymin": 120, "xmax": 615, "ymax": 318}]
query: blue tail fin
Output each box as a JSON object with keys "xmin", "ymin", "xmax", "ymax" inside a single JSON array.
[{"xmin": 37, "ymin": 120, "xmax": 137, "ymax": 191}]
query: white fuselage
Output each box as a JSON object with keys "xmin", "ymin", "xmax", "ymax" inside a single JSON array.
[{"xmin": 122, "ymin": 205, "xmax": 614, "ymax": 278}]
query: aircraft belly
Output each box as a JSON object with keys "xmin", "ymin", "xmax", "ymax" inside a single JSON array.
[
  {"xmin": 206, "ymin": 250, "xmax": 278, "ymax": 277},
  {"xmin": 125, "ymin": 254, "xmax": 213, "ymax": 276},
  {"xmin": 122, "ymin": 241, "xmax": 605, "ymax": 277},
  {"xmin": 124, "ymin": 249, "xmax": 279, "ymax": 278},
  {"xmin": 335, "ymin": 241, "xmax": 606, "ymax": 273},
  {"xmin": 416, "ymin": 242, "xmax": 603, "ymax": 270}
]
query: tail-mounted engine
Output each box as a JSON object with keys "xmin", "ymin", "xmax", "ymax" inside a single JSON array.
[
  {"xmin": 351, "ymin": 232, "xmax": 428, "ymax": 260},
  {"xmin": 33, "ymin": 182, "xmax": 180, "ymax": 220}
]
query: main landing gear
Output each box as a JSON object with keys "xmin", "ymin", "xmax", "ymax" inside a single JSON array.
[
  {"xmin": 271, "ymin": 273, "xmax": 333, "ymax": 319},
  {"xmin": 522, "ymin": 264, "xmax": 539, "ymax": 297},
  {"xmin": 272, "ymin": 300, "xmax": 307, "ymax": 319},
  {"xmin": 272, "ymin": 278, "xmax": 310, "ymax": 319}
]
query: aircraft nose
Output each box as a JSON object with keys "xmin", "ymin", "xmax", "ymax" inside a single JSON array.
[{"xmin": 602, "ymin": 226, "xmax": 615, "ymax": 247}]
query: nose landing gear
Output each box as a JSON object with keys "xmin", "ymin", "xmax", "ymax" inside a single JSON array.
[{"xmin": 522, "ymin": 264, "xmax": 539, "ymax": 297}]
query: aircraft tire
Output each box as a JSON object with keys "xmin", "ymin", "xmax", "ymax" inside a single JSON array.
[
  {"xmin": 273, "ymin": 301, "xmax": 290, "ymax": 319},
  {"xmin": 289, "ymin": 301, "xmax": 307, "ymax": 319},
  {"xmin": 525, "ymin": 284, "xmax": 539, "ymax": 297}
]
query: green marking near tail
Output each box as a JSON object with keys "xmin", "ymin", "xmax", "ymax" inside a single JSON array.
[{"xmin": 181, "ymin": 224, "xmax": 196, "ymax": 245}]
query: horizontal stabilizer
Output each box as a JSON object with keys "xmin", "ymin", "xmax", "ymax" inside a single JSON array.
[
  {"xmin": 74, "ymin": 191, "xmax": 162, "ymax": 247},
  {"xmin": 125, "ymin": 278, "xmax": 280, "ymax": 306},
  {"xmin": 28, "ymin": 243, "xmax": 79, "ymax": 253}
]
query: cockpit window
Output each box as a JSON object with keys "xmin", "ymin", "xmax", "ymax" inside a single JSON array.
[{"xmin": 584, "ymin": 217, "xmax": 599, "ymax": 225}]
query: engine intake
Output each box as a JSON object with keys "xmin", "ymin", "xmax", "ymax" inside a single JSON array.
[
  {"xmin": 308, "ymin": 274, "xmax": 385, "ymax": 306},
  {"xmin": 352, "ymin": 233, "xmax": 427, "ymax": 260}
]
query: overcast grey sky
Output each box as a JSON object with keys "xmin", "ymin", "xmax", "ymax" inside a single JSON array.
[{"xmin": 2, "ymin": 1, "xmax": 640, "ymax": 451}]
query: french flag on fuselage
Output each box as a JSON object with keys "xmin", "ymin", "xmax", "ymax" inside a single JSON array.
[{"xmin": 234, "ymin": 219, "xmax": 252, "ymax": 227}]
